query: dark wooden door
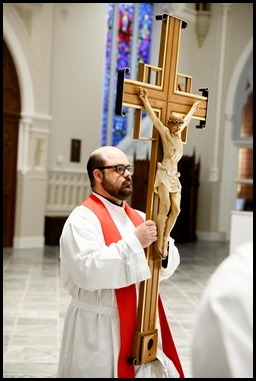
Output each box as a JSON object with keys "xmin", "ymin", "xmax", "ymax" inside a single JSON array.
[{"xmin": 3, "ymin": 39, "xmax": 21, "ymax": 247}]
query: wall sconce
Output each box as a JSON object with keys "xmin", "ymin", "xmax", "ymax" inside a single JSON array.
[{"xmin": 195, "ymin": 3, "xmax": 211, "ymax": 48}]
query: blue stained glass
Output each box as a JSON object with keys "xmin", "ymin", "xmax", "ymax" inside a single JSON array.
[
  {"xmin": 101, "ymin": 3, "xmax": 114, "ymax": 146},
  {"xmin": 101, "ymin": 3, "xmax": 153, "ymax": 147},
  {"xmin": 137, "ymin": 4, "xmax": 153, "ymax": 65}
]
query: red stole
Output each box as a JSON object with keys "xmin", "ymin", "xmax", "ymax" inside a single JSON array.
[{"xmin": 82, "ymin": 194, "xmax": 184, "ymax": 378}]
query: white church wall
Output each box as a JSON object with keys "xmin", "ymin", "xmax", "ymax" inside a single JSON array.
[
  {"xmin": 49, "ymin": 3, "xmax": 108, "ymax": 171},
  {"xmin": 4, "ymin": 4, "xmax": 108, "ymax": 248}
]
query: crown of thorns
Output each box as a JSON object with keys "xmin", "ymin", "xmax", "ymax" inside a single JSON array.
[{"xmin": 167, "ymin": 115, "xmax": 184, "ymax": 125}]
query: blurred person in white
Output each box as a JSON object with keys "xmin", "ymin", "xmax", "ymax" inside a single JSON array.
[{"xmin": 192, "ymin": 240, "xmax": 253, "ymax": 378}]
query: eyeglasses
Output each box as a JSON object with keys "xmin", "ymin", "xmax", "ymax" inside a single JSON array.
[{"xmin": 97, "ymin": 164, "xmax": 134, "ymax": 175}]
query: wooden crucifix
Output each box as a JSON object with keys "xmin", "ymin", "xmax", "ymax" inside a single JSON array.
[{"xmin": 115, "ymin": 14, "xmax": 209, "ymax": 366}]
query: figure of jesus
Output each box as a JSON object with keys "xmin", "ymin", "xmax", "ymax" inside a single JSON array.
[{"xmin": 138, "ymin": 87, "xmax": 200, "ymax": 257}]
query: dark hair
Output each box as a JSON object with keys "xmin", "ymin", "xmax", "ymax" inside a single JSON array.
[{"xmin": 87, "ymin": 152, "xmax": 105, "ymax": 188}]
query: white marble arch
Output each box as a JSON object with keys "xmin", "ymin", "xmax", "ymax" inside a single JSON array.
[{"xmin": 4, "ymin": 4, "xmax": 51, "ymax": 248}]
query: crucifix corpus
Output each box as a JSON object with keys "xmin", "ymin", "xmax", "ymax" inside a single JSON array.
[{"xmin": 115, "ymin": 13, "xmax": 209, "ymax": 367}]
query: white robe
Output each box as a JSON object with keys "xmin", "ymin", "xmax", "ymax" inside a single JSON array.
[
  {"xmin": 57, "ymin": 193, "xmax": 181, "ymax": 378},
  {"xmin": 192, "ymin": 240, "xmax": 253, "ymax": 378}
]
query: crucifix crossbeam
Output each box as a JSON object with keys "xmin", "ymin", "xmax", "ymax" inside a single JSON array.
[
  {"xmin": 115, "ymin": 13, "xmax": 209, "ymax": 366},
  {"xmin": 115, "ymin": 14, "xmax": 208, "ymax": 142}
]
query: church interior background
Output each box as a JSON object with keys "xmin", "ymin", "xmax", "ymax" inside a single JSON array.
[
  {"xmin": 3, "ymin": 3, "xmax": 253, "ymax": 378},
  {"xmin": 3, "ymin": 3, "xmax": 253, "ymax": 253}
]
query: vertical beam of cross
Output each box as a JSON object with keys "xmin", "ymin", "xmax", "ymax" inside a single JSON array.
[{"xmin": 115, "ymin": 13, "xmax": 209, "ymax": 365}]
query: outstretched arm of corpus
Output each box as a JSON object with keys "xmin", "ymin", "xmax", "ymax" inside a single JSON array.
[
  {"xmin": 138, "ymin": 87, "xmax": 158, "ymax": 124},
  {"xmin": 181, "ymin": 101, "xmax": 201, "ymax": 129}
]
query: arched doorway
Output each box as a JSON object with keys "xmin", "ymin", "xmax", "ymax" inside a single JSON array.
[{"xmin": 3, "ymin": 39, "xmax": 21, "ymax": 247}]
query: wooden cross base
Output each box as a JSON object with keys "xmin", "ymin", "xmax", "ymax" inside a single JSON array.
[{"xmin": 128, "ymin": 330, "xmax": 158, "ymax": 365}]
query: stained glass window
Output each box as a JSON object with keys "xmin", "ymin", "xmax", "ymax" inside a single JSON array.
[{"xmin": 101, "ymin": 3, "xmax": 153, "ymax": 146}]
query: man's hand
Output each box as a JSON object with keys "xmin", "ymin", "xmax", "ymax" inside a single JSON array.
[{"xmin": 134, "ymin": 220, "xmax": 157, "ymax": 248}]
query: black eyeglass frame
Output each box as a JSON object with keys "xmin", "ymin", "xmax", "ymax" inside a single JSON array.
[{"xmin": 96, "ymin": 164, "xmax": 134, "ymax": 175}]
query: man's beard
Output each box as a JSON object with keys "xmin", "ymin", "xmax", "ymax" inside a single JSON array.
[{"xmin": 101, "ymin": 175, "xmax": 133, "ymax": 201}]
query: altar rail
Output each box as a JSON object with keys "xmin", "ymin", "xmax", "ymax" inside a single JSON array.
[{"xmin": 46, "ymin": 169, "xmax": 90, "ymax": 216}]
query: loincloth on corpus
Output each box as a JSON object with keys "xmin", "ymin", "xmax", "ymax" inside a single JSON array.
[{"xmin": 154, "ymin": 162, "xmax": 182, "ymax": 193}]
